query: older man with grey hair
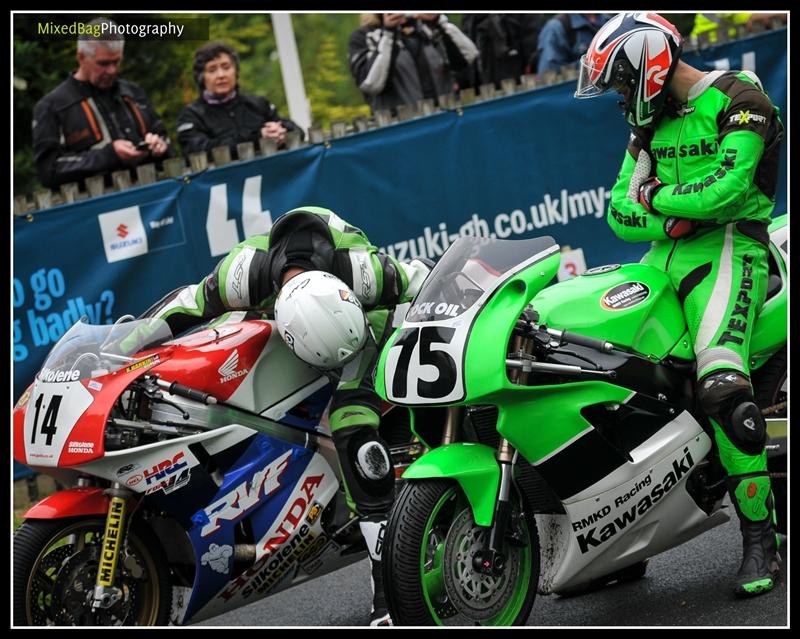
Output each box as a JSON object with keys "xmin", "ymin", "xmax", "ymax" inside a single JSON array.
[{"xmin": 33, "ymin": 17, "xmax": 172, "ymax": 189}]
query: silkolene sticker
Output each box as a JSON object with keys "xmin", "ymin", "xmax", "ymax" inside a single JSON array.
[{"xmin": 601, "ymin": 282, "xmax": 650, "ymax": 311}]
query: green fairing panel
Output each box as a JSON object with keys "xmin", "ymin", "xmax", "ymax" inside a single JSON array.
[
  {"xmin": 375, "ymin": 327, "xmax": 398, "ymax": 401},
  {"xmin": 667, "ymin": 330, "xmax": 695, "ymax": 361},
  {"xmin": 376, "ymin": 246, "xmax": 562, "ymax": 405},
  {"xmin": 750, "ymin": 213, "xmax": 787, "ymax": 369},
  {"xmin": 463, "ymin": 252, "xmax": 561, "ymax": 403},
  {"xmin": 531, "ymin": 264, "xmax": 686, "ymax": 360},
  {"xmin": 749, "ymin": 297, "xmax": 786, "ymax": 369},
  {"xmin": 402, "ymin": 443, "xmax": 500, "ymax": 526},
  {"xmin": 489, "ymin": 381, "xmax": 633, "ymax": 465}
]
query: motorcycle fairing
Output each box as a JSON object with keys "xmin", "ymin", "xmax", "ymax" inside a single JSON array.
[
  {"xmin": 191, "ymin": 453, "xmax": 339, "ymax": 623},
  {"xmin": 382, "ymin": 238, "xmax": 560, "ymax": 406},
  {"xmin": 17, "ymin": 358, "xmax": 166, "ymax": 468},
  {"xmin": 183, "ymin": 433, "xmax": 337, "ymax": 622},
  {"xmin": 536, "ymin": 411, "xmax": 724, "ymax": 593}
]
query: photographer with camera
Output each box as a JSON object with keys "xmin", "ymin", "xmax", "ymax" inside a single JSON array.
[
  {"xmin": 349, "ymin": 12, "xmax": 478, "ymax": 115},
  {"xmin": 33, "ymin": 17, "xmax": 172, "ymax": 189}
]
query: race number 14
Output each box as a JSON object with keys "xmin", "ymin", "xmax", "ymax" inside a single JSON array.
[{"xmin": 30, "ymin": 393, "xmax": 62, "ymax": 446}]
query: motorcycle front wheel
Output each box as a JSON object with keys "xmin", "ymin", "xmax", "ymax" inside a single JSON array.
[
  {"xmin": 383, "ymin": 479, "xmax": 539, "ymax": 626},
  {"xmin": 13, "ymin": 516, "xmax": 172, "ymax": 626}
]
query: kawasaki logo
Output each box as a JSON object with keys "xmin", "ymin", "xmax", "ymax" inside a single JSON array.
[
  {"xmin": 610, "ymin": 207, "xmax": 646, "ymax": 228},
  {"xmin": 651, "ymin": 139, "xmax": 716, "ymax": 159},
  {"xmin": 575, "ymin": 447, "xmax": 695, "ymax": 554},
  {"xmin": 219, "ymin": 349, "xmax": 248, "ymax": 383},
  {"xmin": 601, "ymin": 282, "xmax": 650, "ymax": 311}
]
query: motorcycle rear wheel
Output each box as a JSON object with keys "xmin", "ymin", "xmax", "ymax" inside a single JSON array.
[
  {"xmin": 753, "ymin": 347, "xmax": 787, "ymax": 535},
  {"xmin": 383, "ymin": 479, "xmax": 539, "ymax": 626},
  {"xmin": 13, "ymin": 517, "xmax": 172, "ymax": 626}
]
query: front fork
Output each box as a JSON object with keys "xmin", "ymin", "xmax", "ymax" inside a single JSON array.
[
  {"xmin": 473, "ymin": 438, "xmax": 522, "ymax": 576},
  {"xmin": 92, "ymin": 483, "xmax": 133, "ymax": 611}
]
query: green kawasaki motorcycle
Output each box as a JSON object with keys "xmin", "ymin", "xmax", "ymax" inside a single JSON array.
[{"xmin": 375, "ymin": 215, "xmax": 787, "ymax": 626}]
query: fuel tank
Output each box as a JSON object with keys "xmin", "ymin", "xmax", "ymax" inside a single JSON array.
[
  {"xmin": 531, "ymin": 263, "xmax": 687, "ymax": 361},
  {"xmin": 150, "ymin": 320, "xmax": 324, "ymax": 414}
]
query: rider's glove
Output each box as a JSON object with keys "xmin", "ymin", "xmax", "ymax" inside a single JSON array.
[
  {"xmin": 664, "ymin": 216, "xmax": 696, "ymax": 239},
  {"xmin": 638, "ymin": 177, "xmax": 664, "ymax": 213}
]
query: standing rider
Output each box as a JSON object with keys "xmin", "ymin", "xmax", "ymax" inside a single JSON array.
[
  {"xmin": 574, "ymin": 12, "xmax": 784, "ymax": 597},
  {"xmin": 137, "ymin": 206, "xmax": 430, "ymax": 624}
]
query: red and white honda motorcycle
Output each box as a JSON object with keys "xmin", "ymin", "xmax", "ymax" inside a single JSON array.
[{"xmin": 13, "ymin": 316, "xmax": 417, "ymax": 625}]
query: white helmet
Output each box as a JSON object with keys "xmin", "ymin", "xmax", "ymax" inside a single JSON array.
[{"xmin": 275, "ymin": 271, "xmax": 368, "ymax": 371}]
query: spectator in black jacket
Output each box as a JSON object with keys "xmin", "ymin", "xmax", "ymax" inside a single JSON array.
[
  {"xmin": 177, "ymin": 42, "xmax": 303, "ymax": 160},
  {"xmin": 32, "ymin": 17, "xmax": 173, "ymax": 189},
  {"xmin": 461, "ymin": 14, "xmax": 548, "ymax": 89}
]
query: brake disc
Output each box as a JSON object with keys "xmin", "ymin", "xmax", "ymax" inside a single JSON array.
[
  {"xmin": 51, "ymin": 547, "xmax": 135, "ymax": 625},
  {"xmin": 442, "ymin": 507, "xmax": 521, "ymax": 620}
]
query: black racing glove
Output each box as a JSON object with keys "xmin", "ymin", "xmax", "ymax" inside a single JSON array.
[
  {"xmin": 638, "ymin": 177, "xmax": 664, "ymax": 213},
  {"xmin": 664, "ymin": 216, "xmax": 696, "ymax": 239}
]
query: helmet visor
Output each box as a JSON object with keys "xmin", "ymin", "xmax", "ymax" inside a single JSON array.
[{"xmin": 574, "ymin": 53, "xmax": 609, "ymax": 99}]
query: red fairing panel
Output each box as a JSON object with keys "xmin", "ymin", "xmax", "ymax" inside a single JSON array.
[
  {"xmin": 13, "ymin": 385, "xmax": 34, "ymax": 465},
  {"xmin": 24, "ymin": 487, "xmax": 110, "ymax": 519},
  {"xmin": 57, "ymin": 369, "xmax": 148, "ymax": 467},
  {"xmin": 150, "ymin": 322, "xmax": 272, "ymax": 402}
]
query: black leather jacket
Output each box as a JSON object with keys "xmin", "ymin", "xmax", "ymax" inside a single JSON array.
[
  {"xmin": 33, "ymin": 74, "xmax": 172, "ymax": 188},
  {"xmin": 176, "ymin": 92, "xmax": 303, "ymax": 159}
]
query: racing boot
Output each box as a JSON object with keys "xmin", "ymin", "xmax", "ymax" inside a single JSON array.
[
  {"xmin": 359, "ymin": 516, "xmax": 392, "ymax": 626},
  {"xmin": 726, "ymin": 473, "xmax": 781, "ymax": 598}
]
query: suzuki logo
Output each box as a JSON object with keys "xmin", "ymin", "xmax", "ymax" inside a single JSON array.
[{"xmin": 117, "ymin": 224, "xmax": 129, "ymax": 238}]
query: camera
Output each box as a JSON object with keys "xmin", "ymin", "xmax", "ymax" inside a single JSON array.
[{"xmin": 135, "ymin": 140, "xmax": 150, "ymax": 150}]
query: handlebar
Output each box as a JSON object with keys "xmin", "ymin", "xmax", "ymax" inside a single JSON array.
[{"xmin": 155, "ymin": 378, "xmax": 218, "ymax": 405}]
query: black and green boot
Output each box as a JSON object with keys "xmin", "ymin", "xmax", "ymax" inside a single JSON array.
[{"xmin": 726, "ymin": 473, "xmax": 781, "ymax": 598}]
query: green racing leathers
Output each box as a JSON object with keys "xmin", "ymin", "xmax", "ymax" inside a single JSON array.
[
  {"xmin": 138, "ymin": 206, "xmax": 428, "ymax": 517},
  {"xmin": 607, "ymin": 70, "xmax": 784, "ymax": 596}
]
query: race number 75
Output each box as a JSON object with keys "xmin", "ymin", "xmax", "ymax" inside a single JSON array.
[{"xmin": 388, "ymin": 326, "xmax": 459, "ymax": 400}]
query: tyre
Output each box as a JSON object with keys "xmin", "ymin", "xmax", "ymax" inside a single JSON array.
[
  {"xmin": 753, "ymin": 347, "xmax": 787, "ymax": 535},
  {"xmin": 13, "ymin": 516, "xmax": 172, "ymax": 626},
  {"xmin": 383, "ymin": 479, "xmax": 539, "ymax": 626},
  {"xmin": 753, "ymin": 347, "xmax": 787, "ymax": 417}
]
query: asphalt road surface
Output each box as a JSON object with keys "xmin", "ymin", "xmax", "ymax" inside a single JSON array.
[{"xmin": 196, "ymin": 511, "xmax": 788, "ymax": 627}]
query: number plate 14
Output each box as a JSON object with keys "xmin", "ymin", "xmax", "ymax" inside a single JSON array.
[{"xmin": 23, "ymin": 379, "xmax": 94, "ymax": 466}]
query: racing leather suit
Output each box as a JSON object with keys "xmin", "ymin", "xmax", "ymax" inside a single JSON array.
[
  {"xmin": 139, "ymin": 206, "xmax": 428, "ymax": 517},
  {"xmin": 607, "ymin": 69, "xmax": 783, "ymax": 595},
  {"xmin": 139, "ymin": 206, "xmax": 428, "ymax": 623}
]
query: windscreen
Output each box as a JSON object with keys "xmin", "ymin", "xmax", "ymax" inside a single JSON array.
[
  {"xmin": 38, "ymin": 317, "xmax": 173, "ymax": 382},
  {"xmin": 406, "ymin": 235, "xmax": 557, "ymax": 322}
]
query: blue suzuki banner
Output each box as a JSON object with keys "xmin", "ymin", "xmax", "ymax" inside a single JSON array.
[{"xmin": 13, "ymin": 29, "xmax": 787, "ymax": 422}]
